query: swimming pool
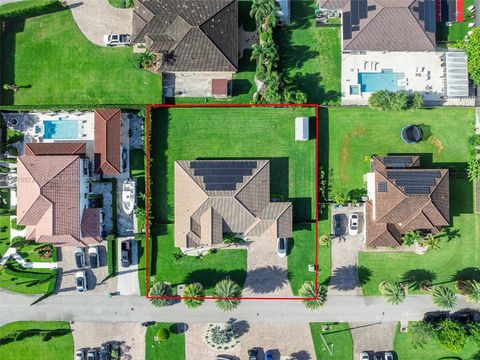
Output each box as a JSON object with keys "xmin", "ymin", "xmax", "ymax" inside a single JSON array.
[
  {"xmin": 358, "ymin": 69, "xmax": 405, "ymax": 93},
  {"xmin": 43, "ymin": 120, "xmax": 80, "ymax": 140}
]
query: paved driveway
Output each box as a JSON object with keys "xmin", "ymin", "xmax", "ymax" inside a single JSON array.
[
  {"xmin": 243, "ymin": 236, "xmax": 292, "ymax": 298},
  {"xmin": 56, "ymin": 245, "xmax": 116, "ymax": 295},
  {"xmin": 186, "ymin": 322, "xmax": 315, "ymax": 360},
  {"xmin": 350, "ymin": 322, "xmax": 397, "ymax": 359},
  {"xmin": 71, "ymin": 322, "xmax": 145, "ymax": 360},
  {"xmin": 116, "ymin": 237, "xmax": 140, "ymax": 296},
  {"xmin": 328, "ymin": 205, "xmax": 365, "ymax": 295},
  {"xmin": 66, "ymin": 0, "xmax": 133, "ymax": 46}
]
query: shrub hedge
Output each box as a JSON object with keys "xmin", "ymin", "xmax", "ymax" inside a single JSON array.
[
  {"xmin": 368, "ymin": 90, "xmax": 424, "ymax": 111},
  {"xmin": 0, "ymin": 0, "xmax": 60, "ymax": 19},
  {"xmin": 107, "ymin": 235, "xmax": 117, "ymax": 276}
]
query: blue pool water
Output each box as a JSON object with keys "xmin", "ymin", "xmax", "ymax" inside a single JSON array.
[
  {"xmin": 43, "ymin": 120, "xmax": 79, "ymax": 140},
  {"xmin": 358, "ymin": 69, "xmax": 405, "ymax": 93}
]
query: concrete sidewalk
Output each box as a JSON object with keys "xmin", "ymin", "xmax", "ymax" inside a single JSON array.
[{"xmin": 0, "ymin": 247, "xmax": 58, "ymax": 269}]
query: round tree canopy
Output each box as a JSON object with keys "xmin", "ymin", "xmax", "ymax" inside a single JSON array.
[{"xmin": 401, "ymin": 125, "xmax": 423, "ymax": 144}]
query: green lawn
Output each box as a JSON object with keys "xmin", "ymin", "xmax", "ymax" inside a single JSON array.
[
  {"xmin": 0, "ymin": 4, "xmax": 161, "ymax": 105},
  {"xmin": 288, "ymin": 221, "xmax": 331, "ymax": 295},
  {"xmin": 149, "ymin": 224, "xmax": 247, "ymax": 295},
  {"xmin": 394, "ymin": 322, "xmax": 479, "ymax": 360},
  {"xmin": 436, "ymin": 0, "xmax": 475, "ymax": 42},
  {"xmin": 146, "ymin": 323, "xmax": 185, "ymax": 360},
  {"xmin": 0, "ymin": 215, "xmax": 10, "ymax": 257},
  {"xmin": 0, "ymin": 321, "xmax": 73, "ymax": 360},
  {"xmin": 310, "ymin": 322, "xmax": 353, "ymax": 360},
  {"xmin": 325, "ymin": 107, "xmax": 479, "ymax": 295},
  {"xmin": 276, "ymin": 0, "xmax": 341, "ymax": 105},
  {"xmin": 151, "ymin": 107, "xmax": 316, "ymax": 224}
]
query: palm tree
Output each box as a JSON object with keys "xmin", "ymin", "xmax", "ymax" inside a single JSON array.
[
  {"xmin": 250, "ymin": 0, "xmax": 276, "ymax": 27},
  {"xmin": 139, "ymin": 50, "xmax": 156, "ymax": 68},
  {"xmin": 379, "ymin": 281, "xmax": 406, "ymax": 305},
  {"xmin": 456, "ymin": 280, "xmax": 480, "ymax": 303},
  {"xmin": 182, "ymin": 283, "xmax": 205, "ymax": 309},
  {"xmin": 402, "ymin": 231, "xmax": 421, "ymax": 247},
  {"xmin": 298, "ymin": 281, "xmax": 327, "ymax": 310},
  {"xmin": 431, "ymin": 285, "xmax": 457, "ymax": 309},
  {"xmin": 422, "ymin": 234, "xmax": 441, "ymax": 251},
  {"xmin": 213, "ymin": 279, "xmax": 242, "ymax": 311},
  {"xmin": 149, "ymin": 282, "xmax": 173, "ymax": 307}
]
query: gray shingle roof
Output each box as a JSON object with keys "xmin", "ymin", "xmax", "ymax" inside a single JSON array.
[{"xmin": 132, "ymin": 0, "xmax": 238, "ymax": 71}]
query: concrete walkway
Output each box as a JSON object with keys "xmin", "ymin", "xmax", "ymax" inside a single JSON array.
[
  {"xmin": 2, "ymin": 290, "xmax": 479, "ymax": 326},
  {"xmin": 65, "ymin": 0, "xmax": 133, "ymax": 46},
  {"xmin": 0, "ymin": 247, "xmax": 58, "ymax": 269},
  {"xmin": 350, "ymin": 322, "xmax": 397, "ymax": 359}
]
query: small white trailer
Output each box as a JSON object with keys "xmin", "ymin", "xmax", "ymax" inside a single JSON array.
[{"xmin": 295, "ymin": 117, "xmax": 309, "ymax": 141}]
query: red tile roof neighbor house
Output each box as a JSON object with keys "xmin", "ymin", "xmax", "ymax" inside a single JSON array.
[
  {"xmin": 365, "ymin": 156, "xmax": 449, "ymax": 247},
  {"xmin": 16, "ymin": 154, "xmax": 100, "ymax": 246},
  {"xmin": 175, "ymin": 160, "xmax": 292, "ymax": 248},
  {"xmin": 24, "ymin": 142, "xmax": 86, "ymax": 156},
  {"xmin": 94, "ymin": 109, "xmax": 122, "ymax": 175}
]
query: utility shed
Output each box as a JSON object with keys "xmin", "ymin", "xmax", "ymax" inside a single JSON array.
[{"xmin": 295, "ymin": 117, "xmax": 309, "ymax": 141}]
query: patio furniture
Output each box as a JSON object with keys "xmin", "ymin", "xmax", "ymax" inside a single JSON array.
[
  {"xmin": 467, "ymin": 5, "xmax": 475, "ymax": 12},
  {"xmin": 468, "ymin": 22, "xmax": 475, "ymax": 28}
]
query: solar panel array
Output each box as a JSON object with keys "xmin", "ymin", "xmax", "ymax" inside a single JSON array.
[
  {"xmin": 421, "ymin": 0, "xmax": 437, "ymax": 33},
  {"xmin": 382, "ymin": 156, "xmax": 413, "ymax": 168},
  {"xmin": 342, "ymin": 0, "xmax": 368, "ymax": 40},
  {"xmin": 386, "ymin": 170, "xmax": 441, "ymax": 195},
  {"xmin": 190, "ymin": 161, "xmax": 257, "ymax": 191}
]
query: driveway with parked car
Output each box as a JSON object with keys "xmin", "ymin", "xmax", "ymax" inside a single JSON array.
[
  {"xmin": 243, "ymin": 235, "xmax": 292, "ymax": 298},
  {"xmin": 116, "ymin": 237, "xmax": 140, "ymax": 296},
  {"xmin": 71, "ymin": 322, "xmax": 145, "ymax": 360},
  {"xmin": 328, "ymin": 205, "xmax": 365, "ymax": 295},
  {"xmin": 56, "ymin": 245, "xmax": 116, "ymax": 295},
  {"xmin": 350, "ymin": 322, "xmax": 397, "ymax": 360}
]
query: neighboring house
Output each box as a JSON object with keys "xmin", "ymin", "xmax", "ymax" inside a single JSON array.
[
  {"xmin": 175, "ymin": 160, "xmax": 292, "ymax": 249},
  {"xmin": 319, "ymin": 0, "xmax": 472, "ymax": 105},
  {"xmin": 16, "ymin": 143, "xmax": 101, "ymax": 246},
  {"xmin": 365, "ymin": 156, "xmax": 449, "ymax": 247},
  {"xmin": 94, "ymin": 109, "xmax": 122, "ymax": 175},
  {"xmin": 132, "ymin": 0, "xmax": 238, "ymax": 97}
]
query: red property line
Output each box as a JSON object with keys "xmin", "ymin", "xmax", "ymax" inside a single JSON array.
[{"xmin": 144, "ymin": 103, "xmax": 320, "ymax": 301}]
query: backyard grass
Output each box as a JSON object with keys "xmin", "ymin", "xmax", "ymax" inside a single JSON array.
[
  {"xmin": 149, "ymin": 224, "xmax": 247, "ymax": 296},
  {"xmin": 0, "ymin": 321, "xmax": 73, "ymax": 360},
  {"xmin": 0, "ymin": 5, "xmax": 161, "ymax": 105},
  {"xmin": 276, "ymin": 0, "xmax": 341, "ymax": 105},
  {"xmin": 151, "ymin": 106, "xmax": 316, "ymax": 224},
  {"xmin": 288, "ymin": 220, "xmax": 331, "ymax": 295},
  {"xmin": 325, "ymin": 107, "xmax": 479, "ymax": 295},
  {"xmin": 0, "ymin": 215, "xmax": 10, "ymax": 257},
  {"xmin": 146, "ymin": 323, "xmax": 185, "ymax": 360},
  {"xmin": 310, "ymin": 322, "xmax": 353, "ymax": 360},
  {"xmin": 394, "ymin": 322, "xmax": 479, "ymax": 360},
  {"xmin": 436, "ymin": 0, "xmax": 475, "ymax": 42}
]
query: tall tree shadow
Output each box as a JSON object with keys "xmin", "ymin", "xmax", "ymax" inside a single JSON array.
[
  {"xmin": 452, "ymin": 267, "xmax": 480, "ymax": 282},
  {"xmin": 244, "ymin": 266, "xmax": 289, "ymax": 294},
  {"xmin": 329, "ymin": 265, "xmax": 371, "ymax": 291},
  {"xmin": 401, "ymin": 269, "xmax": 437, "ymax": 290}
]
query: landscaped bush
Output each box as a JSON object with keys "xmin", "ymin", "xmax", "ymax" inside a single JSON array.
[
  {"xmin": 106, "ymin": 235, "xmax": 116, "ymax": 276},
  {"xmin": 223, "ymin": 232, "xmax": 246, "ymax": 245},
  {"xmin": 10, "ymin": 218, "xmax": 25, "ymax": 231},
  {"xmin": 438, "ymin": 319, "xmax": 467, "ymax": 352},
  {"xmin": 409, "ymin": 321, "xmax": 436, "ymax": 349},
  {"xmin": 10, "ymin": 236, "xmax": 28, "ymax": 248},
  {"xmin": 155, "ymin": 328, "xmax": 170, "ymax": 342},
  {"xmin": 0, "ymin": 0, "xmax": 59, "ymax": 20},
  {"xmin": 368, "ymin": 90, "xmax": 423, "ymax": 111}
]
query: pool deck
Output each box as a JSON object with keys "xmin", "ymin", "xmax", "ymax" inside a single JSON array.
[{"xmin": 341, "ymin": 51, "xmax": 475, "ymax": 106}]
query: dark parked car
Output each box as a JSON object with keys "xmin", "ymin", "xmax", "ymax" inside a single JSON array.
[
  {"xmin": 247, "ymin": 349, "xmax": 259, "ymax": 360},
  {"xmin": 75, "ymin": 247, "xmax": 85, "ymax": 268},
  {"xmin": 424, "ymin": 311, "xmax": 450, "ymax": 329},
  {"xmin": 333, "ymin": 214, "xmax": 342, "ymax": 236},
  {"xmin": 121, "ymin": 240, "xmax": 131, "ymax": 268},
  {"xmin": 277, "ymin": 237, "xmax": 287, "ymax": 257},
  {"xmin": 87, "ymin": 349, "xmax": 98, "ymax": 360},
  {"xmin": 450, "ymin": 311, "xmax": 474, "ymax": 325},
  {"xmin": 265, "ymin": 351, "xmax": 273, "ymax": 360},
  {"xmin": 99, "ymin": 343, "xmax": 111, "ymax": 360},
  {"xmin": 88, "ymin": 246, "xmax": 100, "ymax": 268}
]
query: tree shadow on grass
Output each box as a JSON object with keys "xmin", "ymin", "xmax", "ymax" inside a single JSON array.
[
  {"xmin": 401, "ymin": 269, "xmax": 437, "ymax": 290},
  {"xmin": 329, "ymin": 265, "xmax": 371, "ymax": 291},
  {"xmin": 244, "ymin": 265, "xmax": 289, "ymax": 294},
  {"xmin": 452, "ymin": 267, "xmax": 480, "ymax": 282},
  {"xmin": 290, "ymin": 350, "xmax": 312, "ymax": 360},
  {"xmin": 182, "ymin": 269, "xmax": 247, "ymax": 292}
]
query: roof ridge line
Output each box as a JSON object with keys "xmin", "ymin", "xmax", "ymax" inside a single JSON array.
[
  {"xmin": 234, "ymin": 160, "xmax": 269, "ymax": 196},
  {"xmin": 198, "ymin": 27, "xmax": 237, "ymax": 70}
]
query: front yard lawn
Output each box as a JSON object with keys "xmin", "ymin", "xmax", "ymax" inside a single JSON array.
[
  {"xmin": 310, "ymin": 322, "xmax": 353, "ymax": 360},
  {"xmin": 0, "ymin": 5, "xmax": 161, "ymax": 105},
  {"xmin": 151, "ymin": 106, "xmax": 316, "ymax": 224},
  {"xmin": 146, "ymin": 322, "xmax": 185, "ymax": 360},
  {"xmin": 149, "ymin": 224, "xmax": 247, "ymax": 296},
  {"xmin": 276, "ymin": 0, "xmax": 341, "ymax": 105},
  {"xmin": 325, "ymin": 107, "xmax": 479, "ymax": 295},
  {"xmin": 0, "ymin": 321, "xmax": 73, "ymax": 360},
  {"xmin": 394, "ymin": 322, "xmax": 479, "ymax": 360}
]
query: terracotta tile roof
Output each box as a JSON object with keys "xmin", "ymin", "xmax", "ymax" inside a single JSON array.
[
  {"xmin": 81, "ymin": 208, "xmax": 101, "ymax": 244},
  {"xmin": 94, "ymin": 109, "xmax": 122, "ymax": 175},
  {"xmin": 25, "ymin": 142, "xmax": 86, "ymax": 156},
  {"xmin": 320, "ymin": 0, "xmax": 436, "ymax": 51},
  {"xmin": 366, "ymin": 156, "xmax": 449, "ymax": 247},
  {"xmin": 132, "ymin": 0, "xmax": 238, "ymax": 72},
  {"xmin": 174, "ymin": 160, "xmax": 292, "ymax": 248}
]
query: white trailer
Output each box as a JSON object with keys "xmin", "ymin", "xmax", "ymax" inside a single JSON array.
[{"xmin": 295, "ymin": 117, "xmax": 309, "ymax": 141}]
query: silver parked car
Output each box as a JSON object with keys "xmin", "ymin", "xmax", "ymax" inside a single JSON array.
[
  {"xmin": 103, "ymin": 33, "xmax": 130, "ymax": 46},
  {"xmin": 348, "ymin": 213, "xmax": 359, "ymax": 236},
  {"xmin": 277, "ymin": 237, "xmax": 288, "ymax": 257},
  {"xmin": 75, "ymin": 270, "xmax": 87, "ymax": 293}
]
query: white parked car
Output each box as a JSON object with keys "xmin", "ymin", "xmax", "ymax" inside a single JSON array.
[
  {"xmin": 277, "ymin": 237, "xmax": 287, "ymax": 257},
  {"xmin": 88, "ymin": 246, "xmax": 99, "ymax": 268},
  {"xmin": 75, "ymin": 270, "xmax": 87, "ymax": 293},
  {"xmin": 75, "ymin": 350, "xmax": 85, "ymax": 360},
  {"xmin": 360, "ymin": 352, "xmax": 371, "ymax": 360},
  {"xmin": 348, "ymin": 213, "xmax": 359, "ymax": 236},
  {"xmin": 103, "ymin": 33, "xmax": 130, "ymax": 46}
]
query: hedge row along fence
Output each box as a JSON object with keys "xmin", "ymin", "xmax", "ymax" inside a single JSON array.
[
  {"xmin": 144, "ymin": 108, "xmax": 154, "ymax": 278},
  {"xmin": 0, "ymin": 104, "xmax": 146, "ymax": 111}
]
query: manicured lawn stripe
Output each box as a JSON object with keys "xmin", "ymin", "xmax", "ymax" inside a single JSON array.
[
  {"xmin": 146, "ymin": 323, "xmax": 185, "ymax": 360},
  {"xmin": 310, "ymin": 322, "xmax": 353, "ymax": 360}
]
